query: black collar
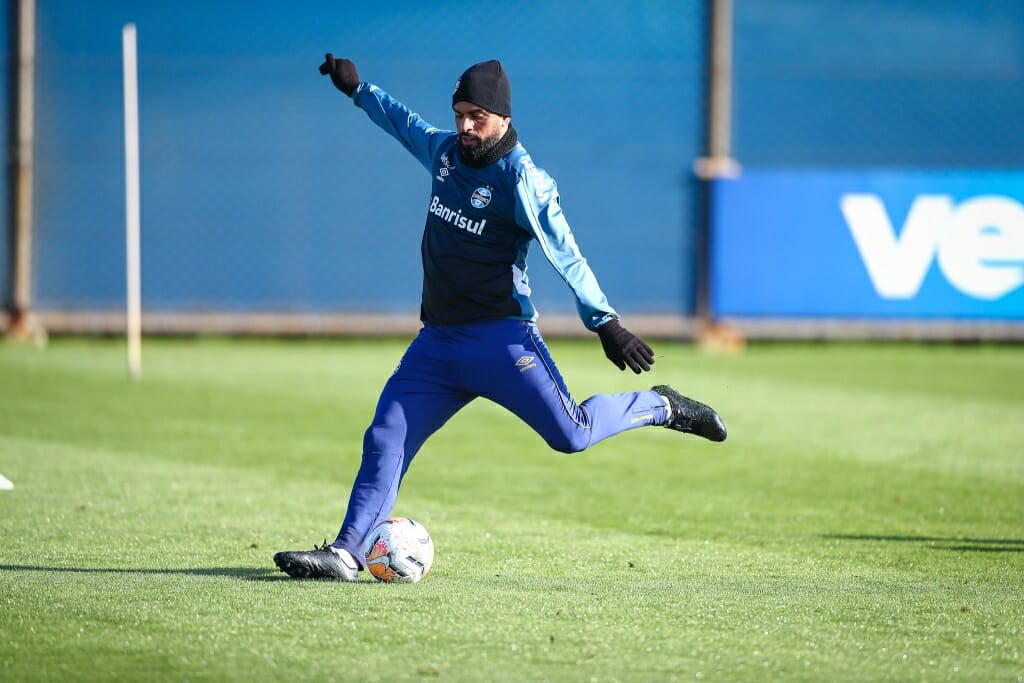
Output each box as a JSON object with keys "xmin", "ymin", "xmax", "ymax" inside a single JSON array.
[{"xmin": 458, "ymin": 126, "xmax": 518, "ymax": 168}]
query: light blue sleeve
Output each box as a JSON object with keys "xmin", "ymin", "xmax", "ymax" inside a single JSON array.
[
  {"xmin": 351, "ymin": 83, "xmax": 449, "ymax": 172},
  {"xmin": 513, "ymin": 159, "xmax": 619, "ymax": 331}
]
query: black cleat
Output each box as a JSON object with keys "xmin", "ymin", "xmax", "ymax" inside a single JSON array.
[
  {"xmin": 652, "ymin": 385, "xmax": 727, "ymax": 442},
  {"xmin": 273, "ymin": 540, "xmax": 359, "ymax": 581}
]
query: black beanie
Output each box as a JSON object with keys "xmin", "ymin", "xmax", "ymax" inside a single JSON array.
[{"xmin": 452, "ymin": 60, "xmax": 512, "ymax": 117}]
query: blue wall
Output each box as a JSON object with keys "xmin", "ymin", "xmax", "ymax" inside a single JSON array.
[{"xmin": 29, "ymin": 1, "xmax": 707, "ymax": 317}]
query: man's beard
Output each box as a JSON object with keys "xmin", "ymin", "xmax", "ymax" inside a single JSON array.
[{"xmin": 459, "ymin": 131, "xmax": 503, "ymax": 162}]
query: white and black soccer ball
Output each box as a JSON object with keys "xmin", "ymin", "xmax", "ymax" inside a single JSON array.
[{"xmin": 362, "ymin": 518, "xmax": 434, "ymax": 583}]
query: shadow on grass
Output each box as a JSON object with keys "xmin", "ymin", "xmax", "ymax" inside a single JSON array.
[
  {"xmin": 0, "ymin": 564, "xmax": 291, "ymax": 581},
  {"xmin": 823, "ymin": 534, "xmax": 1024, "ymax": 553}
]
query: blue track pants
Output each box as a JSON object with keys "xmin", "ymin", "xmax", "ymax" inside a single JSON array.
[{"xmin": 332, "ymin": 319, "xmax": 668, "ymax": 561}]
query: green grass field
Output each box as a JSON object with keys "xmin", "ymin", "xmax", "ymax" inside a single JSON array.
[{"xmin": 1, "ymin": 336, "xmax": 1022, "ymax": 682}]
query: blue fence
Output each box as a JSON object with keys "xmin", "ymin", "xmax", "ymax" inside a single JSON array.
[
  {"xmin": 24, "ymin": 1, "xmax": 707, "ymax": 317},
  {"xmin": 733, "ymin": 0, "xmax": 1024, "ymax": 166},
  {"xmin": 5, "ymin": 1, "xmax": 1024, "ymax": 327}
]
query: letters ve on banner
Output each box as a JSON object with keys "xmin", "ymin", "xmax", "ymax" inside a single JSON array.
[{"xmin": 710, "ymin": 170, "xmax": 1024, "ymax": 319}]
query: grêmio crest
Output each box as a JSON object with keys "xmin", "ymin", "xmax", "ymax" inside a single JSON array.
[{"xmin": 470, "ymin": 186, "xmax": 492, "ymax": 209}]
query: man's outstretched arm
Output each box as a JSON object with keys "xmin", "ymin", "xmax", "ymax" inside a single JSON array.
[{"xmin": 318, "ymin": 53, "xmax": 448, "ymax": 172}]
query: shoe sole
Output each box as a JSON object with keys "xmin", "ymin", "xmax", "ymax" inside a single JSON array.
[
  {"xmin": 668, "ymin": 406, "xmax": 727, "ymax": 442},
  {"xmin": 274, "ymin": 554, "xmax": 313, "ymax": 579}
]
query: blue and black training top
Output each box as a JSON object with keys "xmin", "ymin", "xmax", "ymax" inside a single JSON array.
[{"xmin": 351, "ymin": 82, "xmax": 618, "ymax": 332}]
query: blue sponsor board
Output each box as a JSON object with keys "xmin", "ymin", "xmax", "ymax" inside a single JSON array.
[{"xmin": 710, "ymin": 170, "xmax": 1024, "ymax": 319}]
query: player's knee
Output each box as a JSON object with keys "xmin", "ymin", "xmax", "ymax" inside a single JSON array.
[
  {"xmin": 363, "ymin": 423, "xmax": 404, "ymax": 456},
  {"xmin": 545, "ymin": 427, "xmax": 591, "ymax": 454}
]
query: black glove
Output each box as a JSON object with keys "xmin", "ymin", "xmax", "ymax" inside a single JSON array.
[
  {"xmin": 596, "ymin": 320, "xmax": 655, "ymax": 374},
  {"xmin": 318, "ymin": 53, "xmax": 360, "ymax": 96}
]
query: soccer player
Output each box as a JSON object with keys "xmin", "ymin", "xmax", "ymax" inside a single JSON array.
[{"xmin": 273, "ymin": 56, "xmax": 727, "ymax": 581}]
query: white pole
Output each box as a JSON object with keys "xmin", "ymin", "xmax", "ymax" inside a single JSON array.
[
  {"xmin": 122, "ymin": 24, "xmax": 142, "ymax": 380},
  {"xmin": 13, "ymin": 0, "xmax": 36, "ymax": 328}
]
